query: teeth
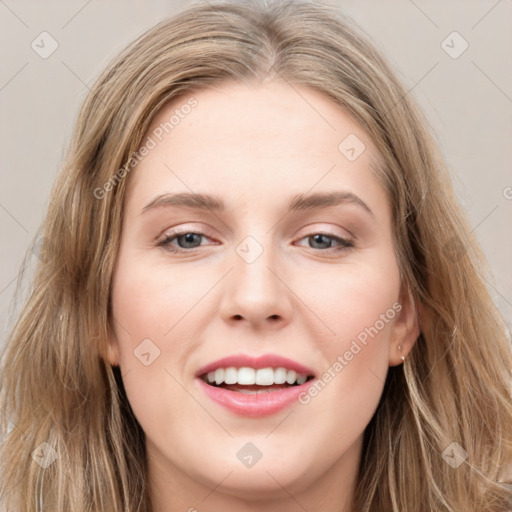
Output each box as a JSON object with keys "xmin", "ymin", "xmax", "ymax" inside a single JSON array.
[
  {"xmin": 214, "ymin": 368, "xmax": 225, "ymax": 385},
  {"xmin": 204, "ymin": 366, "xmax": 310, "ymax": 386},
  {"xmin": 238, "ymin": 367, "xmax": 256, "ymax": 385},
  {"xmin": 224, "ymin": 367, "xmax": 238, "ymax": 385},
  {"xmin": 255, "ymin": 367, "xmax": 274, "ymax": 385},
  {"xmin": 274, "ymin": 367, "xmax": 287, "ymax": 384},
  {"xmin": 285, "ymin": 370, "xmax": 297, "ymax": 384},
  {"xmin": 296, "ymin": 374, "xmax": 307, "ymax": 385}
]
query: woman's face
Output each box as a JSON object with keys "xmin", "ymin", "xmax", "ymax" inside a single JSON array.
[{"xmin": 108, "ymin": 80, "xmax": 418, "ymax": 507}]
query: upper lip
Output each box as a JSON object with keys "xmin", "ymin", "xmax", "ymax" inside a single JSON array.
[{"xmin": 195, "ymin": 353, "xmax": 316, "ymax": 378}]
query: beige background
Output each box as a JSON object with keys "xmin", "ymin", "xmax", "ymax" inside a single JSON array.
[{"xmin": 1, "ymin": 0, "xmax": 511, "ymax": 346}]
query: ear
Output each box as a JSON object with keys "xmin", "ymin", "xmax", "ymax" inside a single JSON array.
[
  {"xmin": 388, "ymin": 283, "xmax": 420, "ymax": 366},
  {"xmin": 104, "ymin": 323, "xmax": 121, "ymax": 367}
]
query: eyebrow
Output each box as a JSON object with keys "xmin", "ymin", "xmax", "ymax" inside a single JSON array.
[{"xmin": 141, "ymin": 190, "xmax": 374, "ymax": 217}]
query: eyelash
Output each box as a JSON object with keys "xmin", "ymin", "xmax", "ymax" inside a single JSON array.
[{"xmin": 157, "ymin": 227, "xmax": 354, "ymax": 254}]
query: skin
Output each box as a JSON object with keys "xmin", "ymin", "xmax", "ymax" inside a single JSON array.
[{"xmin": 107, "ymin": 79, "xmax": 419, "ymax": 512}]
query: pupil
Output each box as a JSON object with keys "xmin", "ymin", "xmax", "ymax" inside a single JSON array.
[
  {"xmin": 310, "ymin": 234, "xmax": 331, "ymax": 249},
  {"xmin": 178, "ymin": 233, "xmax": 200, "ymax": 248}
]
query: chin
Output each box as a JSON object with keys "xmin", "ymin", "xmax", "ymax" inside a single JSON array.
[{"xmin": 190, "ymin": 449, "xmax": 317, "ymax": 497}]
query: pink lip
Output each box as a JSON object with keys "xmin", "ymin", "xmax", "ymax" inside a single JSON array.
[
  {"xmin": 194, "ymin": 353, "xmax": 316, "ymax": 417},
  {"xmin": 196, "ymin": 377, "xmax": 316, "ymax": 417},
  {"xmin": 194, "ymin": 353, "xmax": 316, "ymax": 378}
]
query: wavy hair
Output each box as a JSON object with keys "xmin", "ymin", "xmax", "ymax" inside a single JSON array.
[{"xmin": 1, "ymin": 1, "xmax": 511, "ymax": 510}]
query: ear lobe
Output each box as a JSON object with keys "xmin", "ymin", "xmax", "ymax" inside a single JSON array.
[{"xmin": 388, "ymin": 284, "xmax": 420, "ymax": 367}]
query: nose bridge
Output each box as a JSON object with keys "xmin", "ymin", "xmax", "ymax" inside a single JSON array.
[
  {"xmin": 234, "ymin": 230, "xmax": 279, "ymax": 296},
  {"xmin": 220, "ymin": 227, "xmax": 293, "ymax": 325},
  {"xmin": 231, "ymin": 205, "xmax": 276, "ymax": 271}
]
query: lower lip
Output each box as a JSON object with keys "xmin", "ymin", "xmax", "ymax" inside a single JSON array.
[{"xmin": 196, "ymin": 378, "xmax": 315, "ymax": 417}]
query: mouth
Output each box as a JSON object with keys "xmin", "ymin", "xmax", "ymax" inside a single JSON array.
[
  {"xmin": 195, "ymin": 353, "xmax": 317, "ymax": 416},
  {"xmin": 196, "ymin": 361, "xmax": 317, "ymax": 417},
  {"xmin": 199, "ymin": 367, "xmax": 315, "ymax": 394}
]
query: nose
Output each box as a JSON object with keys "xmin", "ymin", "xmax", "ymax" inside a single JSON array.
[{"xmin": 219, "ymin": 237, "xmax": 294, "ymax": 330}]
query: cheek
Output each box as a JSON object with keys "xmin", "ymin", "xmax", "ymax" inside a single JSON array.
[
  {"xmin": 110, "ymin": 249, "xmax": 212, "ymax": 343},
  {"xmin": 294, "ymin": 254, "xmax": 400, "ymax": 349},
  {"xmin": 109, "ymin": 253, "xmax": 201, "ymax": 437},
  {"xmin": 294, "ymin": 251, "xmax": 400, "ymax": 404}
]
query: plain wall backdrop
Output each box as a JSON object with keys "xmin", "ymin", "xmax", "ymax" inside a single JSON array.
[{"xmin": 1, "ymin": 0, "xmax": 511, "ymax": 347}]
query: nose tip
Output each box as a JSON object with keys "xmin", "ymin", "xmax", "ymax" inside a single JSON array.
[{"xmin": 220, "ymin": 246, "xmax": 293, "ymax": 328}]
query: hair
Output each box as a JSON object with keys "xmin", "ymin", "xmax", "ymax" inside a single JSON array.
[{"xmin": 1, "ymin": 0, "xmax": 511, "ymax": 510}]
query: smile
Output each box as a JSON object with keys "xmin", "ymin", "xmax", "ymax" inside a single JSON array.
[
  {"xmin": 201, "ymin": 366, "xmax": 312, "ymax": 387},
  {"xmin": 195, "ymin": 354, "xmax": 317, "ymax": 417}
]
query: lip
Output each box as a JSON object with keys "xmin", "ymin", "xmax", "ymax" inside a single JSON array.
[
  {"xmin": 194, "ymin": 353, "xmax": 316, "ymax": 378},
  {"xmin": 196, "ymin": 377, "xmax": 316, "ymax": 417},
  {"xmin": 194, "ymin": 353, "xmax": 316, "ymax": 418}
]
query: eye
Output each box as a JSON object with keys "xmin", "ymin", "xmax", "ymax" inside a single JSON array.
[
  {"xmin": 157, "ymin": 229, "xmax": 214, "ymax": 253},
  {"xmin": 295, "ymin": 232, "xmax": 354, "ymax": 252},
  {"xmin": 157, "ymin": 229, "xmax": 354, "ymax": 254}
]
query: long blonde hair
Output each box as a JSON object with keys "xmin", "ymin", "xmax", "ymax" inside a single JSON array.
[{"xmin": 1, "ymin": 1, "xmax": 511, "ymax": 510}]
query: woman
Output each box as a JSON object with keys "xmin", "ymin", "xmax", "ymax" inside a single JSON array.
[{"xmin": 1, "ymin": 1, "xmax": 511, "ymax": 511}]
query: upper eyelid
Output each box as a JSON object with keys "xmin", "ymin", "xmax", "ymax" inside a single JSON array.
[
  {"xmin": 159, "ymin": 220, "xmax": 354, "ymax": 237},
  {"xmin": 159, "ymin": 225, "xmax": 351, "ymax": 238}
]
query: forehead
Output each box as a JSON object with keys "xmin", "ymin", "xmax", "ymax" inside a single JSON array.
[{"xmin": 125, "ymin": 80, "xmax": 387, "ymax": 217}]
